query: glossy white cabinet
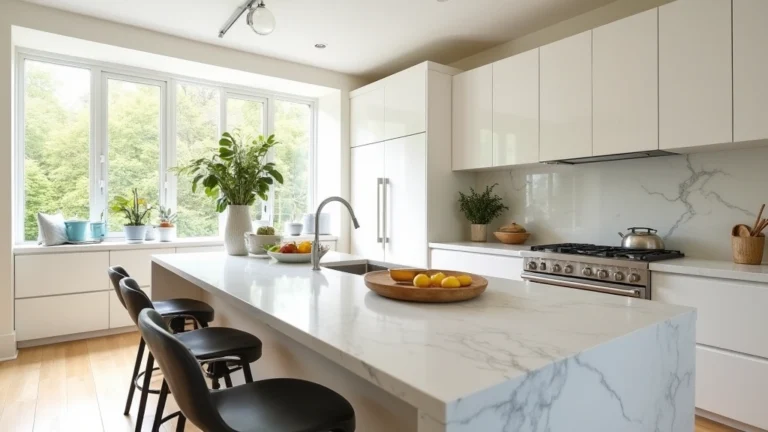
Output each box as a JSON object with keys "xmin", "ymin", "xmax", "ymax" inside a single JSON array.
[
  {"xmin": 492, "ymin": 49, "xmax": 539, "ymax": 166},
  {"xmin": 109, "ymin": 286, "xmax": 152, "ymax": 329},
  {"xmin": 540, "ymin": 31, "xmax": 592, "ymax": 161},
  {"xmin": 384, "ymin": 134, "xmax": 427, "ymax": 267},
  {"xmin": 593, "ymin": 9, "xmax": 658, "ymax": 156},
  {"xmin": 452, "ymin": 65, "xmax": 493, "ymax": 170},
  {"xmin": 430, "ymin": 249, "xmax": 523, "ymax": 281},
  {"xmin": 350, "ymin": 87, "xmax": 385, "ymax": 147},
  {"xmin": 16, "ymin": 291, "xmax": 109, "ymax": 341},
  {"xmin": 734, "ymin": 0, "xmax": 768, "ymax": 143},
  {"xmin": 15, "ymin": 252, "xmax": 109, "ymax": 298},
  {"xmin": 659, "ymin": 0, "xmax": 732, "ymax": 150},
  {"xmin": 109, "ymin": 248, "xmax": 175, "ymax": 287},
  {"xmin": 384, "ymin": 66, "xmax": 426, "ymax": 140},
  {"xmin": 350, "ymin": 143, "xmax": 385, "ymax": 261}
]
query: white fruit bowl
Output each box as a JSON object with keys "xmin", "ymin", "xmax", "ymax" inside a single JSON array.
[{"xmin": 267, "ymin": 245, "xmax": 329, "ymax": 263}]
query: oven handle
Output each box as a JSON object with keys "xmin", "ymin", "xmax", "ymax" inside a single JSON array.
[{"xmin": 522, "ymin": 272, "xmax": 643, "ymax": 298}]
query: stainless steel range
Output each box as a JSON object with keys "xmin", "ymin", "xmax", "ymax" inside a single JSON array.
[{"xmin": 521, "ymin": 244, "xmax": 684, "ymax": 299}]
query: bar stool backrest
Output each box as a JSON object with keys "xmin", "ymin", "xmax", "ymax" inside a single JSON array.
[
  {"xmin": 108, "ymin": 265, "xmax": 130, "ymax": 307},
  {"xmin": 137, "ymin": 309, "xmax": 234, "ymax": 432},
  {"xmin": 119, "ymin": 277, "xmax": 154, "ymax": 326}
]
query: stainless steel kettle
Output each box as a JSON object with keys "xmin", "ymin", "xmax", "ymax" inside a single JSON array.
[{"xmin": 618, "ymin": 227, "xmax": 665, "ymax": 249}]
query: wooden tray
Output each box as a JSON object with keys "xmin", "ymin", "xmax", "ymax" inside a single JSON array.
[{"xmin": 363, "ymin": 270, "xmax": 488, "ymax": 303}]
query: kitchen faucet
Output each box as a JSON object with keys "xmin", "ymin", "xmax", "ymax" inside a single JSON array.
[{"xmin": 312, "ymin": 196, "xmax": 360, "ymax": 270}]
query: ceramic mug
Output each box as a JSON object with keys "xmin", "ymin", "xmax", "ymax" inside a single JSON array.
[
  {"xmin": 64, "ymin": 220, "xmax": 89, "ymax": 242},
  {"xmin": 89, "ymin": 222, "xmax": 106, "ymax": 240}
]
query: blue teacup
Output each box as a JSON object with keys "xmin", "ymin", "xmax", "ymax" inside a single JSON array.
[
  {"xmin": 64, "ymin": 220, "xmax": 89, "ymax": 242},
  {"xmin": 90, "ymin": 222, "xmax": 106, "ymax": 240}
]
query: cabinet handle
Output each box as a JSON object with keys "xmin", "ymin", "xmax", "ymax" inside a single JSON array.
[
  {"xmin": 383, "ymin": 178, "xmax": 390, "ymax": 244},
  {"xmin": 376, "ymin": 178, "xmax": 383, "ymax": 243}
]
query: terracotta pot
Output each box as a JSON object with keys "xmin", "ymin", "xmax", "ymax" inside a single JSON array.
[
  {"xmin": 732, "ymin": 234, "xmax": 765, "ymax": 265},
  {"xmin": 470, "ymin": 224, "xmax": 487, "ymax": 242}
]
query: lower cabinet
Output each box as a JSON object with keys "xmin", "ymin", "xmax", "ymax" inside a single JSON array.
[
  {"xmin": 429, "ymin": 249, "xmax": 523, "ymax": 281},
  {"xmin": 109, "ymin": 286, "xmax": 152, "ymax": 329},
  {"xmin": 16, "ymin": 292, "xmax": 109, "ymax": 341}
]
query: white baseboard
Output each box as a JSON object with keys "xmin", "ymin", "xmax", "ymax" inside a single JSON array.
[
  {"xmin": 696, "ymin": 408, "xmax": 767, "ymax": 432},
  {"xmin": 0, "ymin": 332, "xmax": 17, "ymax": 361},
  {"xmin": 16, "ymin": 326, "xmax": 137, "ymax": 349}
]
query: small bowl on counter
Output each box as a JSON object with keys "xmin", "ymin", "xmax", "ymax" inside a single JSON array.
[{"xmin": 493, "ymin": 231, "xmax": 530, "ymax": 244}]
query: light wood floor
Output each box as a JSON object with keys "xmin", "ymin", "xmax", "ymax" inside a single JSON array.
[{"xmin": 0, "ymin": 333, "xmax": 740, "ymax": 432}]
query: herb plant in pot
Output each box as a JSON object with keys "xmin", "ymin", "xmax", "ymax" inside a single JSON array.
[
  {"xmin": 174, "ymin": 132, "xmax": 283, "ymax": 256},
  {"xmin": 157, "ymin": 206, "xmax": 177, "ymax": 242},
  {"xmin": 110, "ymin": 188, "xmax": 153, "ymax": 244},
  {"xmin": 458, "ymin": 184, "xmax": 508, "ymax": 242}
]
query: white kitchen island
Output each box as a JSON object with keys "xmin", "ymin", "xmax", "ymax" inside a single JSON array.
[{"xmin": 151, "ymin": 251, "xmax": 696, "ymax": 432}]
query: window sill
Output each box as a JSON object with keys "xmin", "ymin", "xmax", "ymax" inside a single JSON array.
[{"xmin": 12, "ymin": 235, "xmax": 338, "ymax": 256}]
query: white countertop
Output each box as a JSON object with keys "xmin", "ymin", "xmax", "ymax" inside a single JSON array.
[
  {"xmin": 152, "ymin": 251, "xmax": 693, "ymax": 424},
  {"xmin": 428, "ymin": 241, "xmax": 531, "ymax": 257},
  {"xmin": 650, "ymin": 257, "xmax": 768, "ymax": 283}
]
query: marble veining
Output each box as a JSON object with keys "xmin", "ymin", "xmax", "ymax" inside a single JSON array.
[
  {"xmin": 152, "ymin": 251, "xmax": 695, "ymax": 429},
  {"xmin": 477, "ymin": 147, "xmax": 768, "ymax": 260}
]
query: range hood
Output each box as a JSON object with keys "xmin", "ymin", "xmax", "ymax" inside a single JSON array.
[{"xmin": 544, "ymin": 150, "xmax": 677, "ymax": 165}]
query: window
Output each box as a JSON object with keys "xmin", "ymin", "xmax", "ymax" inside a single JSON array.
[{"xmin": 16, "ymin": 51, "xmax": 317, "ymax": 242}]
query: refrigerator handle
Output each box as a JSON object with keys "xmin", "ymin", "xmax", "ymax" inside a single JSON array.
[
  {"xmin": 376, "ymin": 178, "xmax": 383, "ymax": 244},
  {"xmin": 383, "ymin": 178, "xmax": 390, "ymax": 244}
]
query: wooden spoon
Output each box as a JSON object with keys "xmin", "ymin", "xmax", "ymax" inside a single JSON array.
[
  {"xmin": 736, "ymin": 224, "xmax": 753, "ymax": 237},
  {"xmin": 752, "ymin": 204, "xmax": 766, "ymax": 236}
]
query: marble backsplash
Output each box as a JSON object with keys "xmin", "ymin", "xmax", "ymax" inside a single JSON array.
[{"xmin": 475, "ymin": 146, "xmax": 768, "ymax": 261}]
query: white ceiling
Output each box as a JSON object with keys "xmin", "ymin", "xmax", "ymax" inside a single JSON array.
[{"xmin": 22, "ymin": 0, "xmax": 615, "ymax": 79}]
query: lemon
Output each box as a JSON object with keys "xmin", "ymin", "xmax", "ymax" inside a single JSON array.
[
  {"xmin": 457, "ymin": 274, "xmax": 473, "ymax": 287},
  {"xmin": 413, "ymin": 274, "xmax": 431, "ymax": 288},
  {"xmin": 441, "ymin": 276, "xmax": 461, "ymax": 288},
  {"xmin": 430, "ymin": 272, "xmax": 446, "ymax": 287},
  {"xmin": 390, "ymin": 269, "xmax": 418, "ymax": 282}
]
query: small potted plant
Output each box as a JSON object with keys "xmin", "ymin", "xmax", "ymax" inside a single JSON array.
[
  {"xmin": 458, "ymin": 183, "xmax": 508, "ymax": 242},
  {"xmin": 157, "ymin": 206, "xmax": 177, "ymax": 242},
  {"xmin": 110, "ymin": 188, "xmax": 153, "ymax": 244},
  {"xmin": 244, "ymin": 226, "xmax": 282, "ymax": 255}
]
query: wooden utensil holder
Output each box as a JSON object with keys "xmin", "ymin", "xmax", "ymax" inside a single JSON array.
[{"xmin": 732, "ymin": 234, "xmax": 765, "ymax": 265}]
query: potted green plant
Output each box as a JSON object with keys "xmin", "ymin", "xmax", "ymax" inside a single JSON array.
[
  {"xmin": 110, "ymin": 188, "xmax": 153, "ymax": 244},
  {"xmin": 458, "ymin": 184, "xmax": 508, "ymax": 242},
  {"xmin": 173, "ymin": 132, "xmax": 283, "ymax": 256},
  {"xmin": 157, "ymin": 206, "xmax": 177, "ymax": 242}
]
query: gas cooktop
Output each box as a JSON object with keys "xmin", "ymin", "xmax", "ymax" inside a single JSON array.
[{"xmin": 529, "ymin": 243, "xmax": 684, "ymax": 262}]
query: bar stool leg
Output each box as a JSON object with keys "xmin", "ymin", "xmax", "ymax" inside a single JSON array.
[
  {"xmin": 242, "ymin": 360, "xmax": 254, "ymax": 383},
  {"xmin": 152, "ymin": 380, "xmax": 169, "ymax": 432},
  {"xmin": 135, "ymin": 353, "xmax": 155, "ymax": 432},
  {"xmin": 176, "ymin": 414, "xmax": 186, "ymax": 432},
  {"xmin": 124, "ymin": 338, "xmax": 146, "ymax": 415},
  {"xmin": 223, "ymin": 373, "xmax": 233, "ymax": 388}
]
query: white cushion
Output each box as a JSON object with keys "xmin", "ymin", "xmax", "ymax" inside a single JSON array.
[{"xmin": 37, "ymin": 212, "xmax": 68, "ymax": 246}]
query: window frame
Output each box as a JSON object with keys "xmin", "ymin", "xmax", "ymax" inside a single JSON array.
[{"xmin": 14, "ymin": 48, "xmax": 318, "ymax": 243}]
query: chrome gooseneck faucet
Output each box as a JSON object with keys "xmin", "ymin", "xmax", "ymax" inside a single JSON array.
[{"xmin": 312, "ymin": 197, "xmax": 360, "ymax": 270}]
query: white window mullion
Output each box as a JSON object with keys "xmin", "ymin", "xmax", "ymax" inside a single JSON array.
[
  {"xmin": 265, "ymin": 96, "xmax": 275, "ymax": 226},
  {"xmin": 95, "ymin": 68, "xmax": 108, "ymax": 226},
  {"xmin": 160, "ymin": 79, "xmax": 173, "ymax": 213},
  {"xmin": 14, "ymin": 54, "xmax": 27, "ymax": 243}
]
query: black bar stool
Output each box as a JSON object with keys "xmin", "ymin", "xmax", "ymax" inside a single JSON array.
[
  {"xmin": 137, "ymin": 308, "xmax": 356, "ymax": 432},
  {"xmin": 120, "ymin": 277, "xmax": 263, "ymax": 432}
]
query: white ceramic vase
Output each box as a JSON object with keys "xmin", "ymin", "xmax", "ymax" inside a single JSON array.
[
  {"xmin": 225, "ymin": 205, "xmax": 252, "ymax": 256},
  {"xmin": 157, "ymin": 226, "xmax": 176, "ymax": 242}
]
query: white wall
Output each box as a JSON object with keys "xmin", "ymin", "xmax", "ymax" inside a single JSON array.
[
  {"xmin": 0, "ymin": 0, "xmax": 367, "ymax": 358},
  {"xmin": 450, "ymin": 0, "xmax": 672, "ymax": 71}
]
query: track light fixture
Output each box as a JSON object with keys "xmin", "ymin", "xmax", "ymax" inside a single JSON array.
[{"xmin": 219, "ymin": 0, "xmax": 276, "ymax": 38}]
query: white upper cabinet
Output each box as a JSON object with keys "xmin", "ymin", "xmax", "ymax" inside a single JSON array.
[
  {"xmin": 734, "ymin": 0, "xmax": 768, "ymax": 143},
  {"xmin": 384, "ymin": 66, "xmax": 426, "ymax": 141},
  {"xmin": 659, "ymin": 0, "xmax": 732, "ymax": 150},
  {"xmin": 540, "ymin": 31, "xmax": 592, "ymax": 161},
  {"xmin": 452, "ymin": 64, "xmax": 493, "ymax": 170},
  {"xmin": 492, "ymin": 49, "xmax": 539, "ymax": 166},
  {"xmin": 351, "ymin": 87, "xmax": 385, "ymax": 147},
  {"xmin": 593, "ymin": 9, "xmax": 658, "ymax": 156}
]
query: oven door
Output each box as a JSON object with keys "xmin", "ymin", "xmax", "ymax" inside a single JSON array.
[{"xmin": 522, "ymin": 272, "xmax": 648, "ymax": 299}]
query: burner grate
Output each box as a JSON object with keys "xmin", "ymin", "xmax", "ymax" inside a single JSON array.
[{"xmin": 530, "ymin": 243, "xmax": 684, "ymax": 262}]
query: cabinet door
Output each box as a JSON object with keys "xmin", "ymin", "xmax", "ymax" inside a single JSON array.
[
  {"xmin": 109, "ymin": 248, "xmax": 175, "ymax": 288},
  {"xmin": 540, "ymin": 31, "xmax": 592, "ymax": 161},
  {"xmin": 452, "ymin": 65, "xmax": 493, "ymax": 170},
  {"xmin": 15, "ymin": 252, "xmax": 109, "ymax": 298},
  {"xmin": 384, "ymin": 134, "xmax": 427, "ymax": 267},
  {"xmin": 593, "ymin": 9, "xmax": 658, "ymax": 156},
  {"xmin": 430, "ymin": 249, "xmax": 523, "ymax": 281},
  {"xmin": 659, "ymin": 0, "xmax": 732, "ymax": 150},
  {"xmin": 384, "ymin": 66, "xmax": 426, "ymax": 141},
  {"xmin": 492, "ymin": 49, "xmax": 539, "ymax": 166},
  {"xmin": 734, "ymin": 0, "xmax": 768, "ymax": 142},
  {"xmin": 351, "ymin": 88, "xmax": 385, "ymax": 147},
  {"xmin": 350, "ymin": 143, "xmax": 385, "ymax": 261},
  {"xmin": 16, "ymin": 292, "xmax": 109, "ymax": 341}
]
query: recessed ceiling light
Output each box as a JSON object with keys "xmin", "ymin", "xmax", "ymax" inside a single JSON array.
[{"xmin": 314, "ymin": 43, "xmax": 327, "ymax": 49}]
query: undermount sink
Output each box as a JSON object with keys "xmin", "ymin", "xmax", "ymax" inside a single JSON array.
[{"xmin": 321, "ymin": 260, "xmax": 394, "ymax": 275}]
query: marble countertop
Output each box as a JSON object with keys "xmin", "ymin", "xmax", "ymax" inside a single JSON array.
[
  {"xmin": 428, "ymin": 241, "xmax": 531, "ymax": 257},
  {"xmin": 152, "ymin": 251, "xmax": 694, "ymax": 424},
  {"xmin": 650, "ymin": 257, "xmax": 768, "ymax": 283}
]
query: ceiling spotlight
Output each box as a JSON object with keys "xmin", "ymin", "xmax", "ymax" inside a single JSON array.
[
  {"xmin": 247, "ymin": 1, "xmax": 276, "ymax": 36},
  {"xmin": 314, "ymin": 43, "xmax": 327, "ymax": 49}
]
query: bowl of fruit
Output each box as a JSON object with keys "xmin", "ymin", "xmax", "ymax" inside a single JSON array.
[
  {"xmin": 363, "ymin": 269, "xmax": 488, "ymax": 303},
  {"xmin": 266, "ymin": 241, "xmax": 328, "ymax": 263}
]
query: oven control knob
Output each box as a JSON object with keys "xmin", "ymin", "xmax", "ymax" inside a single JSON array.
[
  {"xmin": 597, "ymin": 270, "xmax": 609, "ymax": 279},
  {"xmin": 629, "ymin": 274, "xmax": 640, "ymax": 283},
  {"xmin": 582, "ymin": 268, "xmax": 593, "ymax": 277},
  {"xmin": 564, "ymin": 265, "xmax": 573, "ymax": 274},
  {"xmin": 527, "ymin": 261, "xmax": 538, "ymax": 271},
  {"xmin": 614, "ymin": 272, "xmax": 625, "ymax": 282},
  {"xmin": 552, "ymin": 264, "xmax": 562, "ymax": 273},
  {"xmin": 539, "ymin": 262, "xmax": 547, "ymax": 271}
]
